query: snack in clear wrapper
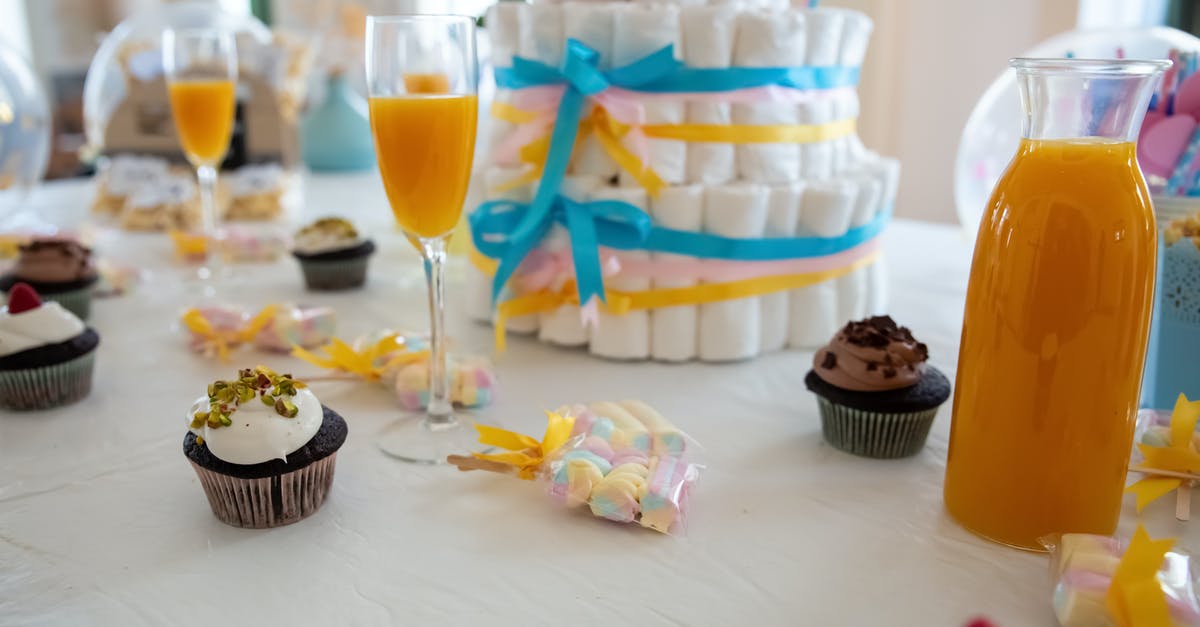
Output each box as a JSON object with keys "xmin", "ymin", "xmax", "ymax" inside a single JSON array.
[
  {"xmin": 182, "ymin": 304, "xmax": 336, "ymax": 359},
  {"xmin": 449, "ymin": 400, "xmax": 702, "ymax": 535},
  {"xmin": 1042, "ymin": 525, "xmax": 1200, "ymax": 627}
]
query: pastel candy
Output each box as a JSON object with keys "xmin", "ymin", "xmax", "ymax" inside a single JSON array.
[
  {"xmin": 581, "ymin": 436, "xmax": 615, "ymax": 460},
  {"xmin": 620, "ymin": 399, "xmax": 687, "ymax": 455},
  {"xmin": 611, "ymin": 448, "xmax": 650, "ymax": 467},
  {"xmin": 560, "ymin": 449, "xmax": 613, "ymax": 475},
  {"xmin": 255, "ymin": 305, "xmax": 336, "ymax": 352},
  {"xmin": 393, "ymin": 355, "xmax": 497, "ymax": 411},
  {"xmin": 590, "ymin": 401, "xmax": 652, "ymax": 451},
  {"xmin": 566, "ymin": 458, "xmax": 605, "ymax": 508},
  {"xmin": 589, "ymin": 417, "xmax": 615, "ymax": 441},
  {"xmin": 639, "ymin": 455, "xmax": 692, "ymax": 534},
  {"xmin": 588, "ymin": 463, "xmax": 649, "ymax": 523}
]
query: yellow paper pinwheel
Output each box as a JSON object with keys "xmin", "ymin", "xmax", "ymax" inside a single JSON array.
[
  {"xmin": 290, "ymin": 333, "xmax": 428, "ymax": 383},
  {"xmin": 1106, "ymin": 524, "xmax": 1175, "ymax": 627},
  {"xmin": 181, "ymin": 304, "xmax": 279, "ymax": 362},
  {"xmin": 1127, "ymin": 394, "xmax": 1200, "ymax": 513},
  {"xmin": 460, "ymin": 411, "xmax": 576, "ymax": 481}
]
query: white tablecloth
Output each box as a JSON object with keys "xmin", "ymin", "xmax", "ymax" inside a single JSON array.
[{"xmin": 1, "ymin": 175, "xmax": 1193, "ymax": 626}]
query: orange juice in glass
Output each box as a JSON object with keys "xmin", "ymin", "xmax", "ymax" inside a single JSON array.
[
  {"xmin": 163, "ymin": 28, "xmax": 237, "ymax": 289},
  {"xmin": 369, "ymin": 94, "xmax": 478, "ymax": 239},
  {"xmin": 944, "ymin": 59, "xmax": 1170, "ymax": 551},
  {"xmin": 167, "ymin": 79, "xmax": 235, "ymax": 166},
  {"xmin": 366, "ymin": 15, "xmax": 494, "ymax": 464}
]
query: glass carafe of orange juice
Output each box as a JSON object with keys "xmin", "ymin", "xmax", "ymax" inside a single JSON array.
[{"xmin": 944, "ymin": 59, "xmax": 1170, "ymax": 551}]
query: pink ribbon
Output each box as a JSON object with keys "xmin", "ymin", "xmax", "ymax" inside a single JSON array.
[{"xmin": 513, "ymin": 247, "xmax": 623, "ymax": 294}]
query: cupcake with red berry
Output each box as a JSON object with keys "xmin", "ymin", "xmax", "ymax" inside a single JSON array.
[
  {"xmin": 184, "ymin": 367, "xmax": 348, "ymax": 528},
  {"xmin": 0, "ymin": 237, "xmax": 100, "ymax": 320},
  {"xmin": 0, "ymin": 283, "xmax": 100, "ymax": 411},
  {"xmin": 804, "ymin": 316, "xmax": 950, "ymax": 458}
]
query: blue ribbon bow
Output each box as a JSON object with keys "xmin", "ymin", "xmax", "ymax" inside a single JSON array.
[{"xmin": 473, "ymin": 196, "xmax": 654, "ymax": 306}]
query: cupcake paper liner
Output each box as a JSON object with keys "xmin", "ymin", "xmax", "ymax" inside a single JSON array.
[
  {"xmin": 0, "ymin": 350, "xmax": 95, "ymax": 411},
  {"xmin": 43, "ymin": 287, "xmax": 93, "ymax": 321},
  {"xmin": 816, "ymin": 397, "xmax": 939, "ymax": 459},
  {"xmin": 298, "ymin": 257, "xmax": 369, "ymax": 291},
  {"xmin": 189, "ymin": 453, "xmax": 338, "ymax": 528}
]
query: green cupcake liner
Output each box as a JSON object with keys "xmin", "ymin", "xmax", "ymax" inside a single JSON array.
[
  {"xmin": 298, "ymin": 257, "xmax": 369, "ymax": 291},
  {"xmin": 0, "ymin": 350, "xmax": 96, "ymax": 411},
  {"xmin": 816, "ymin": 397, "xmax": 939, "ymax": 459},
  {"xmin": 41, "ymin": 287, "xmax": 93, "ymax": 321}
]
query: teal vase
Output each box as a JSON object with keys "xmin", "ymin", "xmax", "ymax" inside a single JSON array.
[{"xmin": 301, "ymin": 74, "xmax": 375, "ymax": 172}]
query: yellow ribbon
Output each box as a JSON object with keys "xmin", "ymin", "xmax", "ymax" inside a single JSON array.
[
  {"xmin": 488, "ymin": 252, "xmax": 878, "ymax": 351},
  {"xmin": 290, "ymin": 333, "xmax": 429, "ymax": 383},
  {"xmin": 1106, "ymin": 524, "xmax": 1174, "ymax": 627},
  {"xmin": 1126, "ymin": 393, "xmax": 1200, "ymax": 511},
  {"xmin": 492, "ymin": 103, "xmax": 851, "ymax": 198},
  {"xmin": 471, "ymin": 410, "xmax": 576, "ymax": 480},
  {"xmin": 181, "ymin": 304, "xmax": 280, "ymax": 362},
  {"xmin": 642, "ymin": 118, "xmax": 857, "ymax": 144}
]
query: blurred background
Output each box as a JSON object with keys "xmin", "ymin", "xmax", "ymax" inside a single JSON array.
[{"xmin": 0, "ymin": 0, "xmax": 1196, "ymax": 223}]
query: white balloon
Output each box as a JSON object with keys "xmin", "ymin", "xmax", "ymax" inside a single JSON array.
[{"xmin": 954, "ymin": 26, "xmax": 1200, "ymax": 241}]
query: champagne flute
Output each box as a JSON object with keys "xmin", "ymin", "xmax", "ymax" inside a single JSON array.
[
  {"xmin": 366, "ymin": 15, "xmax": 491, "ymax": 463},
  {"xmin": 162, "ymin": 27, "xmax": 237, "ymax": 293}
]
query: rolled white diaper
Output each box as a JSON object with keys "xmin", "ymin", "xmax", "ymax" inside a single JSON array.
[
  {"xmin": 486, "ymin": 2, "xmax": 526, "ymax": 67},
  {"xmin": 788, "ymin": 180, "xmax": 855, "ymax": 348},
  {"xmin": 699, "ymin": 183, "xmax": 769, "ymax": 361},
  {"xmin": 588, "ymin": 186, "xmax": 651, "ymax": 360},
  {"xmin": 468, "ymin": 167, "xmax": 537, "ymax": 325},
  {"xmin": 519, "ymin": 2, "xmax": 565, "ymax": 67},
  {"xmin": 682, "ymin": 4, "xmax": 738, "ymax": 185},
  {"xmin": 649, "ymin": 185, "xmax": 703, "ymax": 361},
  {"xmin": 733, "ymin": 10, "xmax": 806, "ymax": 183},
  {"xmin": 761, "ymin": 183, "xmax": 805, "ymax": 353}
]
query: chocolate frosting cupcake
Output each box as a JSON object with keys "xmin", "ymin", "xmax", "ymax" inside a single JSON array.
[{"xmin": 812, "ymin": 316, "xmax": 929, "ymax": 392}]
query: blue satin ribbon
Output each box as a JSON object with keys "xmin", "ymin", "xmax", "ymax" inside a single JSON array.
[
  {"xmin": 472, "ymin": 195, "xmax": 892, "ymax": 297},
  {"xmin": 495, "ymin": 44, "xmax": 860, "ymax": 93}
]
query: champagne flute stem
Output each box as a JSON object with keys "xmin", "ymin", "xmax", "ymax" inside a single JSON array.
[
  {"xmin": 420, "ymin": 237, "xmax": 453, "ymax": 424},
  {"xmin": 197, "ymin": 164, "xmax": 222, "ymax": 285}
]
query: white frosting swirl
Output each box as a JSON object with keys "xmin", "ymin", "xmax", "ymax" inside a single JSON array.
[
  {"xmin": 188, "ymin": 387, "xmax": 324, "ymax": 465},
  {"xmin": 0, "ymin": 301, "xmax": 86, "ymax": 357}
]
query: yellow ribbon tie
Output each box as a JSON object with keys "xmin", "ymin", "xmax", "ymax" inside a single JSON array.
[
  {"xmin": 181, "ymin": 304, "xmax": 280, "ymax": 362},
  {"xmin": 291, "ymin": 333, "xmax": 429, "ymax": 383},
  {"xmin": 1105, "ymin": 524, "xmax": 1174, "ymax": 627},
  {"xmin": 471, "ymin": 410, "xmax": 576, "ymax": 480},
  {"xmin": 490, "ymin": 252, "xmax": 878, "ymax": 352},
  {"xmin": 1126, "ymin": 393, "xmax": 1200, "ymax": 511},
  {"xmin": 580, "ymin": 106, "xmax": 666, "ymax": 198},
  {"xmin": 642, "ymin": 117, "xmax": 856, "ymax": 144}
]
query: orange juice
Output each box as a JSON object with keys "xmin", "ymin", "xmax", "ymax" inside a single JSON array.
[
  {"xmin": 166, "ymin": 79, "xmax": 236, "ymax": 166},
  {"xmin": 369, "ymin": 95, "xmax": 478, "ymax": 239},
  {"xmin": 404, "ymin": 73, "xmax": 451, "ymax": 94},
  {"xmin": 944, "ymin": 138, "xmax": 1156, "ymax": 550}
]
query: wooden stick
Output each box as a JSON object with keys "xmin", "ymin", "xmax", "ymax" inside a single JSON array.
[
  {"xmin": 446, "ymin": 455, "xmax": 515, "ymax": 475},
  {"xmin": 1129, "ymin": 465, "xmax": 1200, "ymax": 482},
  {"xmin": 1177, "ymin": 484, "xmax": 1192, "ymax": 522}
]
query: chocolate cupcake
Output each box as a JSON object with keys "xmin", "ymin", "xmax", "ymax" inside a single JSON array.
[
  {"xmin": 0, "ymin": 237, "xmax": 99, "ymax": 320},
  {"xmin": 184, "ymin": 367, "xmax": 347, "ymax": 528},
  {"xmin": 291, "ymin": 217, "xmax": 375, "ymax": 291},
  {"xmin": 804, "ymin": 316, "xmax": 950, "ymax": 459},
  {"xmin": 0, "ymin": 283, "xmax": 100, "ymax": 411}
]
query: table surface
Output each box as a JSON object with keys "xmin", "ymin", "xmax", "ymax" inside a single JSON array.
[{"xmin": 0, "ymin": 174, "xmax": 1193, "ymax": 627}]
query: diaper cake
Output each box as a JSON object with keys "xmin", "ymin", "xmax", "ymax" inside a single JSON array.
[{"xmin": 467, "ymin": 0, "xmax": 897, "ymax": 361}]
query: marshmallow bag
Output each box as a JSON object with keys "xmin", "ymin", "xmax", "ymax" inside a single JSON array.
[
  {"xmin": 471, "ymin": 1, "xmax": 899, "ymax": 362},
  {"xmin": 449, "ymin": 400, "xmax": 703, "ymax": 535}
]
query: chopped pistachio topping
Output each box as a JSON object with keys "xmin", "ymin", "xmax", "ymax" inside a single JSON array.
[{"xmin": 189, "ymin": 366, "xmax": 308, "ymax": 430}]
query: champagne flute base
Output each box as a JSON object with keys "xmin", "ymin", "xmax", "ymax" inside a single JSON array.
[{"xmin": 377, "ymin": 412, "xmax": 495, "ymax": 465}]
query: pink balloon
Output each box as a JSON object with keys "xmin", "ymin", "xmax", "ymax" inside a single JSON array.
[{"xmin": 1138, "ymin": 113, "xmax": 1196, "ymax": 178}]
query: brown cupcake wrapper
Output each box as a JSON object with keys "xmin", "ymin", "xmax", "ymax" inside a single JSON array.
[{"xmin": 189, "ymin": 453, "xmax": 338, "ymax": 528}]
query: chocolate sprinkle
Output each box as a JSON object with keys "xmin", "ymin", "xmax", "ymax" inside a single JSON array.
[
  {"xmin": 821, "ymin": 351, "xmax": 838, "ymax": 369},
  {"xmin": 883, "ymin": 367, "xmax": 897, "ymax": 378},
  {"xmin": 839, "ymin": 315, "xmax": 929, "ymax": 362}
]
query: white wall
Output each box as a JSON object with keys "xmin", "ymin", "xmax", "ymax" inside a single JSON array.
[{"xmin": 834, "ymin": 0, "xmax": 1078, "ymax": 224}]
